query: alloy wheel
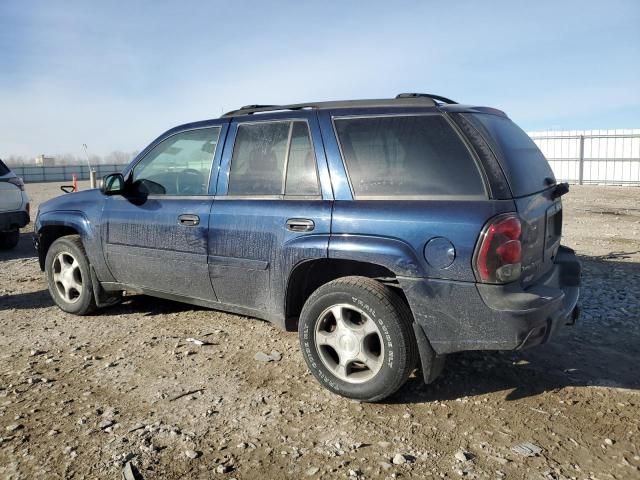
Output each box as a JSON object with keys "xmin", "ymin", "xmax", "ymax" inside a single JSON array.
[
  {"xmin": 314, "ymin": 304, "xmax": 384, "ymax": 384},
  {"xmin": 52, "ymin": 252, "xmax": 83, "ymax": 304}
]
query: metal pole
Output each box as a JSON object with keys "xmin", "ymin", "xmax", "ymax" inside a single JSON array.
[
  {"xmin": 578, "ymin": 135, "xmax": 585, "ymax": 185},
  {"xmin": 82, "ymin": 143, "xmax": 92, "ymax": 171},
  {"xmin": 83, "ymin": 143, "xmax": 97, "ymax": 188}
]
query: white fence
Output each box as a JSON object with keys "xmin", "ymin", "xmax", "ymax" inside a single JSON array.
[
  {"xmin": 528, "ymin": 129, "xmax": 640, "ymax": 185},
  {"xmin": 11, "ymin": 129, "xmax": 640, "ymax": 186}
]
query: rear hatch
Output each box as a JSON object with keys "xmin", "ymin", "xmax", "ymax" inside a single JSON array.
[
  {"xmin": 463, "ymin": 113, "xmax": 564, "ymax": 285},
  {"xmin": 0, "ymin": 160, "xmax": 23, "ymax": 212}
]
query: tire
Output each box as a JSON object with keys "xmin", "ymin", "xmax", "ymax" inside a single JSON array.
[
  {"xmin": 298, "ymin": 276, "xmax": 418, "ymax": 402},
  {"xmin": 0, "ymin": 228, "xmax": 20, "ymax": 250},
  {"xmin": 45, "ymin": 235, "xmax": 96, "ymax": 315}
]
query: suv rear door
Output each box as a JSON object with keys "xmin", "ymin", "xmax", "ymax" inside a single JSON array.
[{"xmin": 209, "ymin": 112, "xmax": 332, "ymax": 320}]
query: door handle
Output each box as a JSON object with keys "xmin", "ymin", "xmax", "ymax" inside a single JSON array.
[
  {"xmin": 178, "ymin": 214, "xmax": 200, "ymax": 226},
  {"xmin": 286, "ymin": 218, "xmax": 315, "ymax": 232}
]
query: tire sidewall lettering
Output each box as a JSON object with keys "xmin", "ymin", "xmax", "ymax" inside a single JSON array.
[
  {"xmin": 351, "ymin": 295, "xmax": 394, "ymax": 368},
  {"xmin": 305, "ymin": 292, "xmax": 398, "ymax": 390}
]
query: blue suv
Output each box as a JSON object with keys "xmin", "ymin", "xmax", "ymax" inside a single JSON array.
[{"xmin": 34, "ymin": 94, "xmax": 580, "ymax": 401}]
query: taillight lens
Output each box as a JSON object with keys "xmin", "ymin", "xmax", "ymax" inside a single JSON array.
[
  {"xmin": 8, "ymin": 177, "xmax": 25, "ymax": 191},
  {"xmin": 475, "ymin": 214, "xmax": 522, "ymax": 283}
]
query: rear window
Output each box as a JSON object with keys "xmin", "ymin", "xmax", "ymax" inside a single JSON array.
[
  {"xmin": 466, "ymin": 114, "xmax": 555, "ymax": 197},
  {"xmin": 334, "ymin": 115, "xmax": 486, "ymax": 198},
  {"xmin": 0, "ymin": 159, "xmax": 10, "ymax": 176}
]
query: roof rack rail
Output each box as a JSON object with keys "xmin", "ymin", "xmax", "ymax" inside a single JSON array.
[
  {"xmin": 221, "ymin": 95, "xmax": 445, "ymax": 118},
  {"xmin": 222, "ymin": 103, "xmax": 309, "ymax": 117},
  {"xmin": 239, "ymin": 104, "xmax": 277, "ymax": 110},
  {"xmin": 395, "ymin": 93, "xmax": 458, "ymax": 104}
]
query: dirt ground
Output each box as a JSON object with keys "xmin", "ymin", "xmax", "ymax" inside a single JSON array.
[{"xmin": 1, "ymin": 183, "xmax": 639, "ymax": 480}]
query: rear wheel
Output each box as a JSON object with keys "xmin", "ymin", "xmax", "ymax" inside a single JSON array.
[
  {"xmin": 298, "ymin": 276, "xmax": 418, "ymax": 402},
  {"xmin": 45, "ymin": 235, "xmax": 96, "ymax": 315},
  {"xmin": 0, "ymin": 228, "xmax": 20, "ymax": 250}
]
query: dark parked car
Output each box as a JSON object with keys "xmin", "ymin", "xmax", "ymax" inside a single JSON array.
[
  {"xmin": 0, "ymin": 158, "xmax": 30, "ymax": 250},
  {"xmin": 34, "ymin": 94, "xmax": 580, "ymax": 401}
]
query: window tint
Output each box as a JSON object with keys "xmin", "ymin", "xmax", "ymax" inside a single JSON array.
[
  {"xmin": 0, "ymin": 159, "xmax": 10, "ymax": 176},
  {"xmin": 334, "ymin": 115, "xmax": 485, "ymax": 198},
  {"xmin": 228, "ymin": 121, "xmax": 319, "ymax": 196},
  {"xmin": 466, "ymin": 113, "xmax": 555, "ymax": 196},
  {"xmin": 228, "ymin": 122, "xmax": 289, "ymax": 195},
  {"xmin": 285, "ymin": 122, "xmax": 319, "ymax": 196},
  {"xmin": 133, "ymin": 127, "xmax": 220, "ymax": 195}
]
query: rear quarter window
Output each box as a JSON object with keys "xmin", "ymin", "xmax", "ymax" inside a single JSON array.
[
  {"xmin": 334, "ymin": 115, "xmax": 486, "ymax": 199},
  {"xmin": 465, "ymin": 113, "xmax": 555, "ymax": 197}
]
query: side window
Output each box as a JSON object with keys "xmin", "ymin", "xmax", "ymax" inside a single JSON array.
[
  {"xmin": 228, "ymin": 121, "xmax": 319, "ymax": 197},
  {"xmin": 334, "ymin": 115, "xmax": 486, "ymax": 198},
  {"xmin": 228, "ymin": 122, "xmax": 289, "ymax": 195},
  {"xmin": 132, "ymin": 127, "xmax": 220, "ymax": 195},
  {"xmin": 464, "ymin": 113, "xmax": 555, "ymax": 197},
  {"xmin": 285, "ymin": 122, "xmax": 320, "ymax": 196}
]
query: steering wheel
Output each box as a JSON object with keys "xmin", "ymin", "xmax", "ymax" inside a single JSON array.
[{"xmin": 176, "ymin": 169, "xmax": 205, "ymax": 195}]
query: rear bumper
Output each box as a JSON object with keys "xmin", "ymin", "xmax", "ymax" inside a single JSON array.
[
  {"xmin": 0, "ymin": 210, "xmax": 30, "ymax": 231},
  {"xmin": 399, "ymin": 246, "xmax": 580, "ymax": 355}
]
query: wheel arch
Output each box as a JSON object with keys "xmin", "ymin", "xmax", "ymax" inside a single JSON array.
[
  {"xmin": 284, "ymin": 258, "xmax": 410, "ymax": 331},
  {"xmin": 36, "ymin": 211, "xmax": 92, "ymax": 271},
  {"xmin": 286, "ymin": 244, "xmax": 445, "ymax": 386}
]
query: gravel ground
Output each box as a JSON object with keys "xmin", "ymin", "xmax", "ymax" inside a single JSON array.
[{"xmin": 1, "ymin": 183, "xmax": 639, "ymax": 480}]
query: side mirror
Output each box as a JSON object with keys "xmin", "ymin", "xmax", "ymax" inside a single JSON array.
[{"xmin": 101, "ymin": 173, "xmax": 125, "ymax": 195}]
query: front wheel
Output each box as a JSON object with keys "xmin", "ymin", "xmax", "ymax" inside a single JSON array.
[
  {"xmin": 45, "ymin": 235, "xmax": 96, "ymax": 315},
  {"xmin": 298, "ymin": 276, "xmax": 418, "ymax": 402}
]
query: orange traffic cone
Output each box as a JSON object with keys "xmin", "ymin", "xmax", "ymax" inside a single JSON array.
[{"xmin": 72, "ymin": 174, "xmax": 78, "ymax": 192}]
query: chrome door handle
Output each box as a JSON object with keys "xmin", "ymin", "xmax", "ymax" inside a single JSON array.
[
  {"xmin": 178, "ymin": 214, "xmax": 200, "ymax": 226},
  {"xmin": 286, "ymin": 218, "xmax": 315, "ymax": 232}
]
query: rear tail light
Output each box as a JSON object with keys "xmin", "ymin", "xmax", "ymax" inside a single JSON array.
[
  {"xmin": 474, "ymin": 213, "xmax": 522, "ymax": 284},
  {"xmin": 8, "ymin": 177, "xmax": 25, "ymax": 191}
]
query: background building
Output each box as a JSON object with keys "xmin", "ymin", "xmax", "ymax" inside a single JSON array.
[{"xmin": 34, "ymin": 154, "xmax": 55, "ymax": 166}]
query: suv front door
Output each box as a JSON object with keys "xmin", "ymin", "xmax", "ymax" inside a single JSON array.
[
  {"xmin": 208, "ymin": 112, "xmax": 333, "ymax": 321},
  {"xmin": 102, "ymin": 122, "xmax": 227, "ymax": 300}
]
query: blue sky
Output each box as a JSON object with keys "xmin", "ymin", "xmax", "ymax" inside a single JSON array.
[{"xmin": 1, "ymin": 0, "xmax": 638, "ymax": 157}]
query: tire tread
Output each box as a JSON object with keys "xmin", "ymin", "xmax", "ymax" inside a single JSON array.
[
  {"xmin": 46, "ymin": 235, "xmax": 97, "ymax": 315},
  {"xmin": 300, "ymin": 275, "xmax": 418, "ymax": 402}
]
